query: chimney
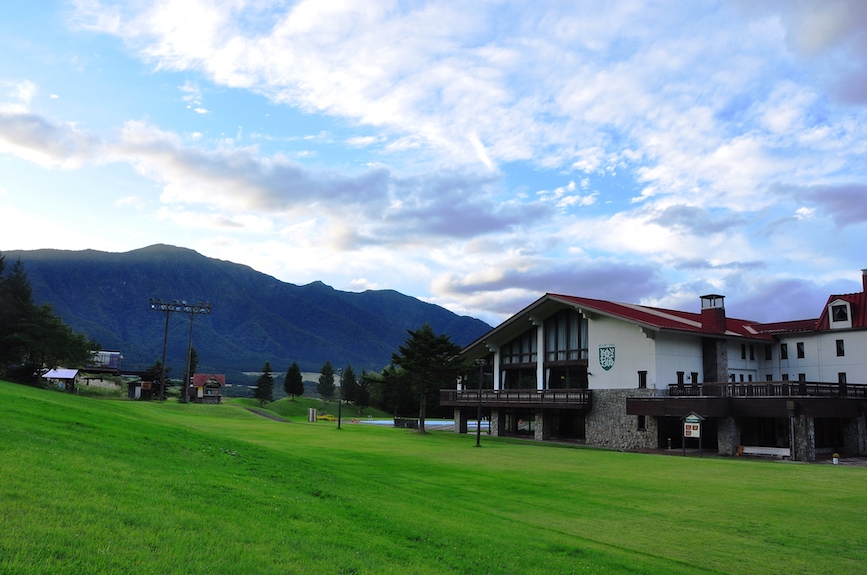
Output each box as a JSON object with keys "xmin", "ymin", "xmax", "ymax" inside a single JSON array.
[
  {"xmin": 862, "ymin": 269, "xmax": 867, "ymax": 293},
  {"xmin": 700, "ymin": 294, "xmax": 726, "ymax": 334}
]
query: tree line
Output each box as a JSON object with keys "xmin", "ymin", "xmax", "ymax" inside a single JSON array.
[
  {"xmin": 0, "ymin": 253, "xmax": 95, "ymax": 384},
  {"xmin": 253, "ymin": 324, "xmax": 467, "ymax": 432}
]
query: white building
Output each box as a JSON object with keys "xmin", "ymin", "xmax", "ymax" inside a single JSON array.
[{"xmin": 446, "ymin": 271, "xmax": 867, "ymax": 461}]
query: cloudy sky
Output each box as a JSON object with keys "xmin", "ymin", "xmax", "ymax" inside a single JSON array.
[{"xmin": 2, "ymin": 1, "xmax": 867, "ymax": 326}]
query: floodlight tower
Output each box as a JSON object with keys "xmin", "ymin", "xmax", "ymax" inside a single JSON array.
[
  {"xmin": 149, "ymin": 298, "xmax": 211, "ymax": 402},
  {"xmin": 149, "ymin": 298, "xmax": 184, "ymax": 400},
  {"xmin": 180, "ymin": 301, "xmax": 212, "ymax": 404}
]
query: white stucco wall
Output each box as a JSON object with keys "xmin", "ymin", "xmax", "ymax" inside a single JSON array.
[
  {"xmin": 655, "ymin": 332, "xmax": 705, "ymax": 386},
  {"xmin": 586, "ymin": 315, "xmax": 656, "ymax": 389}
]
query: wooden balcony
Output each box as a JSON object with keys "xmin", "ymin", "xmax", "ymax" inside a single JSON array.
[
  {"xmin": 668, "ymin": 382, "xmax": 867, "ymax": 398},
  {"xmin": 440, "ymin": 388, "xmax": 591, "ymax": 410}
]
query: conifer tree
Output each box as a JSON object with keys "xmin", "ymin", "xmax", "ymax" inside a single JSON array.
[
  {"xmin": 284, "ymin": 361, "xmax": 304, "ymax": 399},
  {"xmin": 254, "ymin": 361, "xmax": 274, "ymax": 406},
  {"xmin": 391, "ymin": 323, "xmax": 464, "ymax": 433},
  {"xmin": 317, "ymin": 360, "xmax": 335, "ymax": 402}
]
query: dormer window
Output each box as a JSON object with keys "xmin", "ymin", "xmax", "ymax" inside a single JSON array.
[{"xmin": 829, "ymin": 300, "xmax": 852, "ymax": 329}]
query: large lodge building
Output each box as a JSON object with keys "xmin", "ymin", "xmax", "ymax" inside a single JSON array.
[{"xmin": 444, "ymin": 270, "xmax": 867, "ymax": 461}]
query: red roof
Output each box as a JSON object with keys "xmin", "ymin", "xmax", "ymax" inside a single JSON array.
[
  {"xmin": 816, "ymin": 291, "xmax": 867, "ymax": 330},
  {"xmin": 192, "ymin": 374, "xmax": 225, "ymax": 387},
  {"xmin": 547, "ymin": 294, "xmax": 773, "ymax": 340}
]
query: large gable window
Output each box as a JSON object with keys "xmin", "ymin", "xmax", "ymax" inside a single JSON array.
[
  {"xmin": 832, "ymin": 304, "xmax": 848, "ymax": 322},
  {"xmin": 501, "ymin": 330, "xmax": 537, "ymax": 365},
  {"xmin": 544, "ymin": 310, "xmax": 588, "ymax": 362}
]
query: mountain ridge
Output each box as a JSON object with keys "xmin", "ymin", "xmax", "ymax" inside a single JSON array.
[{"xmin": 4, "ymin": 245, "xmax": 491, "ymax": 378}]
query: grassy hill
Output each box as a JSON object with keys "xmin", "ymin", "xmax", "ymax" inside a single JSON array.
[{"xmin": 2, "ymin": 380, "xmax": 866, "ymax": 574}]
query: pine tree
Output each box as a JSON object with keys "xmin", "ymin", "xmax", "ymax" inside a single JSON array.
[
  {"xmin": 284, "ymin": 361, "xmax": 305, "ymax": 399},
  {"xmin": 254, "ymin": 361, "xmax": 274, "ymax": 406},
  {"xmin": 391, "ymin": 323, "xmax": 464, "ymax": 433},
  {"xmin": 317, "ymin": 360, "xmax": 335, "ymax": 402},
  {"xmin": 340, "ymin": 364, "xmax": 358, "ymax": 404}
]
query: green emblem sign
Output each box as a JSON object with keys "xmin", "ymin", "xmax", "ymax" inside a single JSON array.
[{"xmin": 599, "ymin": 345, "xmax": 615, "ymax": 371}]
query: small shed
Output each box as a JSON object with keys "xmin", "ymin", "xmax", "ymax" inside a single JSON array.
[
  {"xmin": 191, "ymin": 374, "xmax": 225, "ymax": 404},
  {"xmin": 43, "ymin": 368, "xmax": 81, "ymax": 393}
]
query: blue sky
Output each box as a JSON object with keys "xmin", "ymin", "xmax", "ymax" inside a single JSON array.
[{"xmin": 2, "ymin": 1, "xmax": 867, "ymax": 326}]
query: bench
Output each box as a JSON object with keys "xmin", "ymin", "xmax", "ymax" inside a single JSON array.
[{"xmin": 741, "ymin": 446, "xmax": 791, "ymax": 459}]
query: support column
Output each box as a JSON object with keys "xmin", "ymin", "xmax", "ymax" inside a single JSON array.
[
  {"xmin": 792, "ymin": 415, "xmax": 816, "ymax": 462},
  {"xmin": 844, "ymin": 413, "xmax": 867, "ymax": 456},
  {"xmin": 534, "ymin": 410, "xmax": 551, "ymax": 441},
  {"xmin": 535, "ymin": 322, "xmax": 545, "ymax": 390},
  {"xmin": 490, "ymin": 409, "xmax": 505, "ymax": 437},
  {"xmin": 454, "ymin": 408, "xmax": 468, "ymax": 434},
  {"xmin": 717, "ymin": 416, "xmax": 740, "ymax": 456}
]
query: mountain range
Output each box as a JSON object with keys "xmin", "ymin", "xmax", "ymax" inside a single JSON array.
[{"xmin": 4, "ymin": 245, "xmax": 491, "ymax": 380}]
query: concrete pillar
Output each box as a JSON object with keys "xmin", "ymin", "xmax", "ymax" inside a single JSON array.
[
  {"xmin": 844, "ymin": 414, "xmax": 867, "ymax": 456},
  {"xmin": 490, "ymin": 409, "xmax": 505, "ymax": 437},
  {"xmin": 534, "ymin": 410, "xmax": 551, "ymax": 441},
  {"xmin": 792, "ymin": 415, "xmax": 816, "ymax": 462},
  {"xmin": 454, "ymin": 408, "xmax": 468, "ymax": 434},
  {"xmin": 717, "ymin": 416, "xmax": 740, "ymax": 456}
]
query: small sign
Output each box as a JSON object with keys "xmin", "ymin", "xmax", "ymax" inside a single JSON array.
[
  {"xmin": 683, "ymin": 414, "xmax": 702, "ymax": 438},
  {"xmin": 141, "ymin": 381, "xmax": 152, "ymax": 390}
]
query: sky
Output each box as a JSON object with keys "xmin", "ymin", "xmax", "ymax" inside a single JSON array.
[{"xmin": 1, "ymin": 0, "xmax": 867, "ymax": 327}]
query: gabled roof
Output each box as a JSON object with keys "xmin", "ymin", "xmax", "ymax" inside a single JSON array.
[
  {"xmin": 816, "ymin": 291, "xmax": 867, "ymax": 329},
  {"xmin": 192, "ymin": 374, "xmax": 225, "ymax": 387},
  {"xmin": 462, "ymin": 293, "xmax": 773, "ymax": 358},
  {"xmin": 549, "ymin": 294, "xmax": 771, "ymax": 339}
]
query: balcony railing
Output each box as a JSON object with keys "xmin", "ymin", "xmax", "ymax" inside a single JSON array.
[
  {"xmin": 440, "ymin": 388, "xmax": 591, "ymax": 408},
  {"xmin": 668, "ymin": 382, "xmax": 867, "ymax": 398}
]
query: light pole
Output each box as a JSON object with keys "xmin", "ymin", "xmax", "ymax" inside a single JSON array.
[
  {"xmin": 149, "ymin": 298, "xmax": 211, "ymax": 403},
  {"xmin": 337, "ymin": 368, "xmax": 343, "ymax": 429},
  {"xmin": 180, "ymin": 301, "xmax": 211, "ymax": 404},
  {"xmin": 475, "ymin": 358, "xmax": 486, "ymax": 447}
]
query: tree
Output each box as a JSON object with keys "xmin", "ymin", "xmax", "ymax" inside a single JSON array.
[
  {"xmin": 356, "ymin": 369, "xmax": 373, "ymax": 415},
  {"xmin": 391, "ymin": 323, "xmax": 464, "ymax": 433},
  {"xmin": 146, "ymin": 359, "xmax": 171, "ymax": 400},
  {"xmin": 254, "ymin": 361, "xmax": 274, "ymax": 406},
  {"xmin": 340, "ymin": 364, "xmax": 358, "ymax": 404},
  {"xmin": 317, "ymin": 360, "xmax": 336, "ymax": 402},
  {"xmin": 0, "ymin": 256, "xmax": 93, "ymax": 383},
  {"xmin": 284, "ymin": 362, "xmax": 304, "ymax": 399}
]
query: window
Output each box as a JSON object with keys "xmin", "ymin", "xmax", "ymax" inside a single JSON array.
[
  {"xmin": 638, "ymin": 371, "xmax": 647, "ymax": 389},
  {"xmin": 501, "ymin": 330, "xmax": 537, "ymax": 365},
  {"xmin": 797, "ymin": 342, "xmax": 805, "ymax": 359},
  {"xmin": 832, "ymin": 304, "xmax": 849, "ymax": 322},
  {"xmin": 798, "ymin": 373, "xmax": 806, "ymax": 382},
  {"xmin": 780, "ymin": 343, "xmax": 788, "ymax": 360},
  {"xmin": 782, "ymin": 373, "xmax": 789, "ymax": 381},
  {"xmin": 749, "ymin": 345, "xmax": 755, "ymax": 361},
  {"xmin": 766, "ymin": 374, "xmax": 773, "ymax": 381},
  {"xmin": 741, "ymin": 344, "xmax": 746, "ymax": 360},
  {"xmin": 677, "ymin": 371, "xmax": 685, "ymax": 385},
  {"xmin": 637, "ymin": 415, "xmax": 646, "ymax": 431},
  {"xmin": 764, "ymin": 345, "xmax": 772, "ymax": 361},
  {"xmin": 544, "ymin": 310, "xmax": 587, "ymax": 362},
  {"xmin": 691, "ymin": 372, "xmax": 699, "ymax": 384},
  {"xmin": 739, "ymin": 374, "xmax": 744, "ymax": 382},
  {"xmin": 748, "ymin": 374, "xmax": 753, "ymax": 382},
  {"xmin": 837, "ymin": 339, "xmax": 845, "ymax": 357},
  {"xmin": 730, "ymin": 374, "xmax": 736, "ymax": 382},
  {"xmin": 838, "ymin": 372, "xmax": 847, "ymax": 385}
]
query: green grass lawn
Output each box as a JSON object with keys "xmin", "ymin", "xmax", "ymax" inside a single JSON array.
[{"xmin": 1, "ymin": 380, "xmax": 864, "ymax": 574}]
